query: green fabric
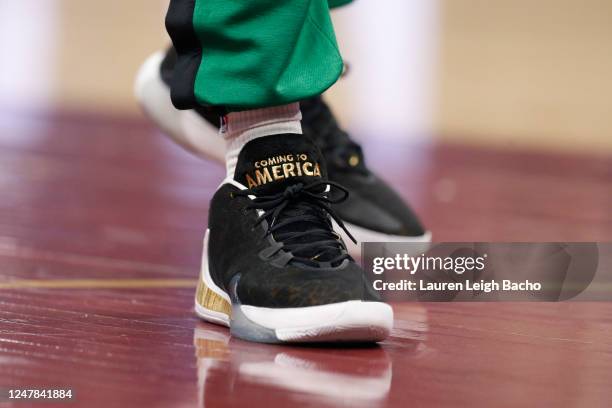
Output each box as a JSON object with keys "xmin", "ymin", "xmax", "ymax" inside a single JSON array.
[
  {"xmin": 328, "ymin": 0, "xmax": 354, "ymax": 8},
  {"xmin": 192, "ymin": 0, "xmax": 344, "ymax": 110}
]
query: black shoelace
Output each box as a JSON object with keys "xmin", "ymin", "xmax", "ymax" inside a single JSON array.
[{"xmin": 234, "ymin": 181, "xmax": 356, "ymax": 267}]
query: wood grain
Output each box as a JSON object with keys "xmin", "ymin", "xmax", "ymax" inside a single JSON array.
[{"xmin": 0, "ymin": 108, "xmax": 610, "ymax": 407}]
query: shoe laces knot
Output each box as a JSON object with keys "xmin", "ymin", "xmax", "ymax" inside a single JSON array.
[{"xmin": 234, "ymin": 181, "xmax": 357, "ymax": 267}]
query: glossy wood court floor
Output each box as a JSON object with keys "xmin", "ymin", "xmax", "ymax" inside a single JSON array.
[{"xmin": 1, "ymin": 109, "xmax": 611, "ymax": 407}]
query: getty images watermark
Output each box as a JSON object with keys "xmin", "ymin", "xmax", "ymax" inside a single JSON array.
[{"xmin": 362, "ymin": 243, "xmax": 610, "ymax": 301}]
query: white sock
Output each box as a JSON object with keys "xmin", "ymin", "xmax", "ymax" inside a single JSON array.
[{"xmin": 223, "ymin": 103, "xmax": 302, "ymax": 177}]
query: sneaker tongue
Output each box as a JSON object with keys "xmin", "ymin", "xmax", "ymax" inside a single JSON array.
[
  {"xmin": 234, "ymin": 134, "xmax": 327, "ymax": 194},
  {"xmin": 234, "ymin": 134, "xmax": 342, "ymax": 266}
]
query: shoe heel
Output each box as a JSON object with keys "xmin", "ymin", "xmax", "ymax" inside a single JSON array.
[
  {"xmin": 194, "ymin": 229, "xmax": 232, "ymax": 327},
  {"xmin": 195, "ymin": 279, "xmax": 231, "ymax": 316}
]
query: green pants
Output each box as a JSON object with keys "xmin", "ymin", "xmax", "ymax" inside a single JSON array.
[{"xmin": 166, "ymin": 0, "xmax": 352, "ymax": 111}]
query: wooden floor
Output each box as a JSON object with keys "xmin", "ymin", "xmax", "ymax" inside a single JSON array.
[{"xmin": 1, "ymin": 109, "xmax": 611, "ymax": 407}]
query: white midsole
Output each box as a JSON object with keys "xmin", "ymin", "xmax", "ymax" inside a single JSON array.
[{"xmin": 241, "ymin": 300, "xmax": 393, "ymax": 332}]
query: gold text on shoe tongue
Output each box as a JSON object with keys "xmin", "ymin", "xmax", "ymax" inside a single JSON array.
[{"xmin": 245, "ymin": 153, "xmax": 321, "ymax": 188}]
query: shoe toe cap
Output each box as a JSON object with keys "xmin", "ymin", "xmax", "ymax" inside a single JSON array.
[{"xmin": 332, "ymin": 172, "xmax": 426, "ymax": 236}]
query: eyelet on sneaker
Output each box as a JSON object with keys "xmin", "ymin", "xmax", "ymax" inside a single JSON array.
[{"xmin": 229, "ymin": 192, "xmax": 235, "ymax": 199}]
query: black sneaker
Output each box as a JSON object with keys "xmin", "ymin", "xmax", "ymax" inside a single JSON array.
[
  {"xmin": 135, "ymin": 49, "xmax": 431, "ymax": 253},
  {"xmin": 300, "ymin": 96, "xmax": 430, "ymax": 252},
  {"xmin": 195, "ymin": 133, "xmax": 393, "ymax": 343}
]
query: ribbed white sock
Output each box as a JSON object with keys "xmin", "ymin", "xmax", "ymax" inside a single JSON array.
[{"xmin": 223, "ymin": 103, "xmax": 302, "ymax": 178}]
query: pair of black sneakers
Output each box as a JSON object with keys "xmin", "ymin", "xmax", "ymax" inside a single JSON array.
[{"xmin": 136, "ymin": 50, "xmax": 430, "ymax": 343}]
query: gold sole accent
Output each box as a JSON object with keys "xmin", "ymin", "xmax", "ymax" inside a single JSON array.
[{"xmin": 195, "ymin": 279, "xmax": 231, "ymax": 317}]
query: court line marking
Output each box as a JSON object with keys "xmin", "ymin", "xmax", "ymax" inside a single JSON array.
[{"xmin": 0, "ymin": 279, "xmax": 198, "ymax": 289}]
